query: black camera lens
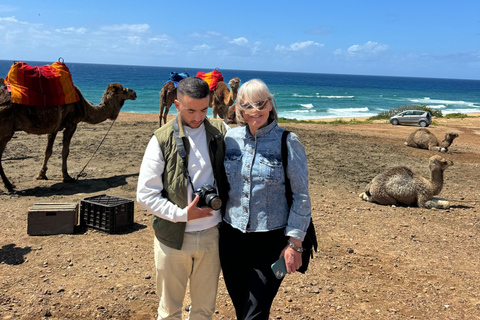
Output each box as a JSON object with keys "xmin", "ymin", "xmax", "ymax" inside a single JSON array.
[{"xmin": 206, "ymin": 195, "xmax": 222, "ymax": 210}]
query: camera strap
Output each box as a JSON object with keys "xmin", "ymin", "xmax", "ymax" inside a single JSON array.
[{"xmin": 173, "ymin": 118, "xmax": 195, "ymax": 192}]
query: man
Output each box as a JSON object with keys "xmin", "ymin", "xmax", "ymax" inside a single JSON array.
[{"xmin": 137, "ymin": 77, "xmax": 228, "ymax": 320}]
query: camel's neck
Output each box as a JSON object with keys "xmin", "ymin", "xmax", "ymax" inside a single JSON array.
[
  {"xmin": 227, "ymin": 88, "xmax": 238, "ymax": 106},
  {"xmin": 440, "ymin": 138, "xmax": 452, "ymax": 148},
  {"xmin": 82, "ymin": 94, "xmax": 121, "ymax": 124},
  {"xmin": 430, "ymin": 169, "xmax": 444, "ymax": 195}
]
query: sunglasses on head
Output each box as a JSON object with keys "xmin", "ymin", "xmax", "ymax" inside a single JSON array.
[{"xmin": 240, "ymin": 97, "xmax": 271, "ymax": 110}]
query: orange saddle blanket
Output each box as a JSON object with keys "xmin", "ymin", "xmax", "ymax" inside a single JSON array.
[
  {"xmin": 196, "ymin": 70, "xmax": 224, "ymax": 91},
  {"xmin": 5, "ymin": 61, "xmax": 80, "ymax": 107}
]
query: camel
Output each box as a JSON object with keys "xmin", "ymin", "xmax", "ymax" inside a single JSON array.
[
  {"xmin": 359, "ymin": 155, "xmax": 453, "ymax": 209},
  {"xmin": 210, "ymin": 78, "xmax": 241, "ymax": 119},
  {"xmin": 226, "ymin": 104, "xmax": 237, "ymax": 124},
  {"xmin": 159, "ymin": 81, "xmax": 176, "ymax": 127},
  {"xmin": 405, "ymin": 128, "xmax": 459, "ymax": 152},
  {"xmin": 0, "ymin": 83, "xmax": 137, "ymax": 192}
]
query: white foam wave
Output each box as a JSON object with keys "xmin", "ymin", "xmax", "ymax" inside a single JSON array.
[
  {"xmin": 300, "ymin": 103, "xmax": 314, "ymax": 109},
  {"xmin": 319, "ymin": 95, "xmax": 354, "ymax": 99},
  {"xmin": 327, "ymin": 107, "xmax": 369, "ymax": 113},
  {"xmin": 293, "ymin": 93, "xmax": 315, "ymax": 98},
  {"xmin": 291, "ymin": 109, "xmax": 317, "ymax": 113},
  {"xmin": 410, "ymin": 97, "xmax": 478, "ymax": 107}
]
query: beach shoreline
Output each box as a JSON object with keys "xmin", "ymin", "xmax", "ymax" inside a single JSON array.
[{"xmin": 116, "ymin": 111, "xmax": 480, "ymax": 123}]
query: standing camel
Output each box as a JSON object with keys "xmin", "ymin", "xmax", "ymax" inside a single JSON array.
[
  {"xmin": 210, "ymin": 78, "xmax": 241, "ymax": 119},
  {"xmin": 0, "ymin": 83, "xmax": 136, "ymax": 192},
  {"xmin": 359, "ymin": 155, "xmax": 453, "ymax": 209},
  {"xmin": 159, "ymin": 81, "xmax": 176, "ymax": 127},
  {"xmin": 405, "ymin": 128, "xmax": 459, "ymax": 152}
]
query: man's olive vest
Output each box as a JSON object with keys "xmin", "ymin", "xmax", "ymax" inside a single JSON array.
[{"xmin": 152, "ymin": 117, "xmax": 228, "ymax": 250}]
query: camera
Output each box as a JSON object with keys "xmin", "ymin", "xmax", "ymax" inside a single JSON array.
[{"xmin": 193, "ymin": 184, "xmax": 222, "ymax": 210}]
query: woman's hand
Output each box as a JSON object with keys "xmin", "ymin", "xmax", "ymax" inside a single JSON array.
[{"xmin": 281, "ymin": 238, "xmax": 303, "ymax": 274}]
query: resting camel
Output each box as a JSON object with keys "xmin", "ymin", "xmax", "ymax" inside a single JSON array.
[
  {"xmin": 405, "ymin": 128, "xmax": 459, "ymax": 152},
  {"xmin": 210, "ymin": 78, "xmax": 241, "ymax": 119},
  {"xmin": 0, "ymin": 83, "xmax": 136, "ymax": 192},
  {"xmin": 359, "ymin": 155, "xmax": 453, "ymax": 209},
  {"xmin": 159, "ymin": 81, "xmax": 176, "ymax": 127}
]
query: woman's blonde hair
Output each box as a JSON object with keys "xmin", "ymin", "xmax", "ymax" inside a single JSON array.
[{"xmin": 235, "ymin": 79, "xmax": 278, "ymax": 126}]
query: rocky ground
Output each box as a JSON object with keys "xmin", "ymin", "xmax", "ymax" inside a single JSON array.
[{"xmin": 0, "ymin": 114, "xmax": 479, "ymax": 319}]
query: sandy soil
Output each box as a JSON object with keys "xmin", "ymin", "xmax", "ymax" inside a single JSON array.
[{"xmin": 1, "ymin": 113, "xmax": 480, "ymax": 319}]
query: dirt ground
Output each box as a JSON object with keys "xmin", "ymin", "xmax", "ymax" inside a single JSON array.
[{"xmin": 1, "ymin": 113, "xmax": 479, "ymax": 319}]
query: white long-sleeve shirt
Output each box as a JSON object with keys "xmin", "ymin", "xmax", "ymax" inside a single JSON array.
[{"xmin": 136, "ymin": 123, "xmax": 222, "ymax": 232}]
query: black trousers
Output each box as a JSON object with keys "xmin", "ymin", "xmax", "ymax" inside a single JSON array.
[{"xmin": 219, "ymin": 223, "xmax": 287, "ymax": 320}]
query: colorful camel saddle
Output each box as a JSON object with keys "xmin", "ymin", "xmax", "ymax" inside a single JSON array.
[
  {"xmin": 5, "ymin": 61, "xmax": 79, "ymax": 107},
  {"xmin": 196, "ymin": 70, "xmax": 224, "ymax": 91},
  {"xmin": 165, "ymin": 71, "xmax": 190, "ymax": 88}
]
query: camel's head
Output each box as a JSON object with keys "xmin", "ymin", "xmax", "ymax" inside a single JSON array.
[
  {"xmin": 103, "ymin": 83, "xmax": 137, "ymax": 120},
  {"xmin": 429, "ymin": 155, "xmax": 453, "ymax": 171},
  {"xmin": 106, "ymin": 83, "xmax": 137, "ymax": 101},
  {"xmin": 228, "ymin": 78, "xmax": 241, "ymax": 90},
  {"xmin": 444, "ymin": 132, "xmax": 459, "ymax": 142}
]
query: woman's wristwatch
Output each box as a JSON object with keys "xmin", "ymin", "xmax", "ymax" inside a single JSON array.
[{"xmin": 287, "ymin": 239, "xmax": 304, "ymax": 253}]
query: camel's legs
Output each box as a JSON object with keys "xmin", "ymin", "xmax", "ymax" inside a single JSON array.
[
  {"xmin": 61, "ymin": 125, "xmax": 77, "ymax": 182},
  {"xmin": 0, "ymin": 136, "xmax": 15, "ymax": 191},
  {"xmin": 162, "ymin": 106, "xmax": 170, "ymax": 127},
  {"xmin": 159, "ymin": 98, "xmax": 165, "ymax": 127},
  {"xmin": 36, "ymin": 132, "xmax": 58, "ymax": 180}
]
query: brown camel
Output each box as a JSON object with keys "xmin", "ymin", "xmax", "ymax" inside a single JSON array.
[
  {"xmin": 0, "ymin": 83, "xmax": 136, "ymax": 192},
  {"xmin": 359, "ymin": 155, "xmax": 453, "ymax": 209},
  {"xmin": 210, "ymin": 78, "xmax": 241, "ymax": 119},
  {"xmin": 226, "ymin": 104, "xmax": 237, "ymax": 124},
  {"xmin": 405, "ymin": 128, "xmax": 459, "ymax": 152},
  {"xmin": 159, "ymin": 81, "xmax": 176, "ymax": 127}
]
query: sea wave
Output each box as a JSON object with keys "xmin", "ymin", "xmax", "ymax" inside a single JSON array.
[
  {"xmin": 327, "ymin": 107, "xmax": 370, "ymax": 113},
  {"xmin": 293, "ymin": 93, "xmax": 315, "ymax": 98},
  {"xmin": 300, "ymin": 103, "xmax": 315, "ymax": 109},
  {"xmin": 410, "ymin": 97, "xmax": 478, "ymax": 107},
  {"xmin": 319, "ymin": 95, "xmax": 354, "ymax": 99}
]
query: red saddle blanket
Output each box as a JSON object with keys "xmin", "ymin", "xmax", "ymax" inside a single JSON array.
[
  {"xmin": 196, "ymin": 70, "xmax": 224, "ymax": 91},
  {"xmin": 5, "ymin": 61, "xmax": 80, "ymax": 107}
]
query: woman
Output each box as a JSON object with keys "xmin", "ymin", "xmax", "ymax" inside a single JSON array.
[{"xmin": 220, "ymin": 79, "xmax": 311, "ymax": 319}]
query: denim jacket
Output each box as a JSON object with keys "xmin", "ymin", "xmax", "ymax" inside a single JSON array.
[{"xmin": 223, "ymin": 120, "xmax": 311, "ymax": 241}]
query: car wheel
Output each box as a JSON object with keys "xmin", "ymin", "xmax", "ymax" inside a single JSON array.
[
  {"xmin": 419, "ymin": 121, "xmax": 427, "ymax": 127},
  {"xmin": 392, "ymin": 119, "xmax": 399, "ymax": 125}
]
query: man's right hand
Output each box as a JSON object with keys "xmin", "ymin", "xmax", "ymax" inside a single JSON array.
[{"xmin": 187, "ymin": 195, "xmax": 213, "ymax": 221}]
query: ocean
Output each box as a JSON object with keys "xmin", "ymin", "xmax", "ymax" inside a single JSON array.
[{"xmin": 1, "ymin": 60, "xmax": 480, "ymax": 120}]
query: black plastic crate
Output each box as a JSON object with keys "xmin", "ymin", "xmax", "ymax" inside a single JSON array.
[{"xmin": 80, "ymin": 195, "xmax": 134, "ymax": 233}]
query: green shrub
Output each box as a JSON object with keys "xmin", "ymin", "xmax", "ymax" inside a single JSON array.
[
  {"xmin": 368, "ymin": 105, "xmax": 443, "ymax": 120},
  {"xmin": 445, "ymin": 113, "xmax": 468, "ymax": 119}
]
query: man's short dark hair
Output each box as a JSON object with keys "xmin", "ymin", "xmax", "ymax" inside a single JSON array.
[{"xmin": 177, "ymin": 77, "xmax": 210, "ymax": 99}]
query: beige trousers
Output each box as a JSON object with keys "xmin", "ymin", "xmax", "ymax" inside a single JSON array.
[{"xmin": 154, "ymin": 226, "xmax": 220, "ymax": 320}]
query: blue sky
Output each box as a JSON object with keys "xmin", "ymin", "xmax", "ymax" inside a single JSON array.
[{"xmin": 1, "ymin": 1, "xmax": 479, "ymax": 80}]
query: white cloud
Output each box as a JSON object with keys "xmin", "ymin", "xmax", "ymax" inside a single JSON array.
[
  {"xmin": 230, "ymin": 37, "xmax": 248, "ymax": 46},
  {"xmin": 55, "ymin": 27, "xmax": 87, "ymax": 34},
  {"xmin": 193, "ymin": 44, "xmax": 212, "ymax": 51},
  {"xmin": 0, "ymin": 16, "xmax": 23, "ymax": 23},
  {"xmin": 275, "ymin": 41, "xmax": 323, "ymax": 52},
  {"xmin": 335, "ymin": 41, "xmax": 389, "ymax": 58},
  {"xmin": 348, "ymin": 41, "xmax": 388, "ymax": 55},
  {"xmin": 191, "ymin": 31, "xmax": 222, "ymax": 38},
  {"xmin": 100, "ymin": 24, "xmax": 150, "ymax": 33}
]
